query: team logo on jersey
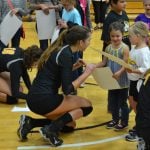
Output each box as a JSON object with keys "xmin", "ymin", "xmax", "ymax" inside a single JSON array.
[{"xmin": 2, "ymin": 48, "xmax": 16, "ymax": 55}]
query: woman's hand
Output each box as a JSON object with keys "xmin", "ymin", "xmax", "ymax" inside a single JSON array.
[{"xmin": 72, "ymin": 59, "xmax": 87, "ymax": 71}]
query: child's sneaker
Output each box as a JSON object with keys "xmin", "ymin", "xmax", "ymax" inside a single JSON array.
[
  {"xmin": 114, "ymin": 124, "xmax": 128, "ymax": 131},
  {"xmin": 137, "ymin": 138, "xmax": 145, "ymax": 150},
  {"xmin": 125, "ymin": 132, "xmax": 138, "ymax": 142},
  {"xmin": 106, "ymin": 120, "xmax": 118, "ymax": 129}
]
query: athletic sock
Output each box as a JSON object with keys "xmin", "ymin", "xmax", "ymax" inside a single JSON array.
[
  {"xmin": 30, "ymin": 118, "xmax": 51, "ymax": 128},
  {"xmin": 49, "ymin": 113, "xmax": 73, "ymax": 132},
  {"xmin": 6, "ymin": 95, "xmax": 18, "ymax": 104}
]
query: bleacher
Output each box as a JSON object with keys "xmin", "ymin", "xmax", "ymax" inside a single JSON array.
[
  {"xmin": 90, "ymin": 0, "xmax": 144, "ymax": 21},
  {"xmin": 126, "ymin": 0, "xmax": 144, "ymax": 20}
]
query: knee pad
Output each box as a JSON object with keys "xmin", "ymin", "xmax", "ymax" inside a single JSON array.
[{"xmin": 80, "ymin": 106, "xmax": 93, "ymax": 117}]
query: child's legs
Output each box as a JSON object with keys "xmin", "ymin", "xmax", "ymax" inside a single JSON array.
[
  {"xmin": 92, "ymin": 1, "xmax": 100, "ymax": 24},
  {"xmin": 119, "ymin": 88, "xmax": 129, "ymax": 125},
  {"xmin": 99, "ymin": 1, "xmax": 109, "ymax": 24},
  {"xmin": 108, "ymin": 90, "xmax": 119, "ymax": 122},
  {"xmin": 128, "ymin": 96, "xmax": 137, "ymax": 113},
  {"xmin": 39, "ymin": 39, "xmax": 48, "ymax": 51},
  {"xmin": 129, "ymin": 80, "xmax": 139, "ymax": 113}
]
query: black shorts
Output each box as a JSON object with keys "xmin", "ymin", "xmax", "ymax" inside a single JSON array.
[
  {"xmin": 129, "ymin": 80, "xmax": 138, "ymax": 102},
  {"xmin": 27, "ymin": 93, "xmax": 63, "ymax": 115}
]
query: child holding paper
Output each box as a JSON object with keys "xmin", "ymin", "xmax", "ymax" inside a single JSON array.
[
  {"xmin": 0, "ymin": 0, "xmax": 29, "ymax": 48},
  {"xmin": 96, "ymin": 21, "xmax": 130, "ymax": 130},
  {"xmin": 125, "ymin": 21, "xmax": 150, "ymax": 142}
]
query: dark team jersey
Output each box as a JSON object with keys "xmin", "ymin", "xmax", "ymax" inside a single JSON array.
[
  {"xmin": 136, "ymin": 79, "xmax": 150, "ymax": 130},
  {"xmin": 101, "ymin": 10, "xmax": 129, "ymax": 43},
  {"xmin": 0, "ymin": 48, "xmax": 31, "ymax": 99},
  {"xmin": 29, "ymin": 45, "xmax": 74, "ymax": 95}
]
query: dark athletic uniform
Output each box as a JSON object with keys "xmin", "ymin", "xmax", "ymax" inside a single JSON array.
[
  {"xmin": 27, "ymin": 45, "xmax": 75, "ymax": 115},
  {"xmin": 0, "ymin": 47, "xmax": 31, "ymax": 99}
]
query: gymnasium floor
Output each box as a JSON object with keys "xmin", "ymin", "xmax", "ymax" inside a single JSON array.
[{"xmin": 0, "ymin": 22, "xmax": 137, "ymax": 150}]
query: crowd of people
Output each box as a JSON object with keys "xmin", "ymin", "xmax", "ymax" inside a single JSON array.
[{"xmin": 0, "ymin": 0, "xmax": 150, "ymax": 149}]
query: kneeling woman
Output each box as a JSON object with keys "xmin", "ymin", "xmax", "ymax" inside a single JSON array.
[
  {"xmin": 0, "ymin": 45, "xmax": 43, "ymax": 104},
  {"xmin": 18, "ymin": 26, "xmax": 96, "ymax": 146}
]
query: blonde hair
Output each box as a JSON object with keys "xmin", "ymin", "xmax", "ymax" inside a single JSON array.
[
  {"xmin": 129, "ymin": 21, "xmax": 149, "ymax": 38},
  {"xmin": 61, "ymin": 0, "xmax": 76, "ymax": 5}
]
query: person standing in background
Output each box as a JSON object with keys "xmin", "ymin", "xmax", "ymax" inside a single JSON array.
[
  {"xmin": 134, "ymin": 0, "xmax": 150, "ymax": 47},
  {"xmin": 0, "ymin": 0, "xmax": 29, "ymax": 48},
  {"xmin": 92, "ymin": 0, "xmax": 109, "ymax": 30},
  {"xmin": 101, "ymin": 0, "xmax": 131, "ymax": 54},
  {"xmin": 76, "ymin": 0, "xmax": 93, "ymax": 30},
  {"xmin": 29, "ymin": 0, "xmax": 62, "ymax": 51}
]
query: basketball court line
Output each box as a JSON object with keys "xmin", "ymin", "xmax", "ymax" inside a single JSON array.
[{"xmin": 17, "ymin": 134, "xmax": 127, "ymax": 150}]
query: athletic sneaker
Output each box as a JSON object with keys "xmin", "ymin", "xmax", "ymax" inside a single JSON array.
[
  {"xmin": 17, "ymin": 115, "xmax": 32, "ymax": 141},
  {"xmin": 39, "ymin": 125, "xmax": 63, "ymax": 147},
  {"xmin": 125, "ymin": 132, "xmax": 138, "ymax": 142},
  {"xmin": 114, "ymin": 124, "xmax": 128, "ymax": 131},
  {"xmin": 137, "ymin": 138, "xmax": 145, "ymax": 150},
  {"xmin": 106, "ymin": 120, "xmax": 118, "ymax": 129}
]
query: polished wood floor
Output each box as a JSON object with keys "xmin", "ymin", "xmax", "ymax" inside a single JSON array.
[{"xmin": 0, "ymin": 22, "xmax": 137, "ymax": 150}]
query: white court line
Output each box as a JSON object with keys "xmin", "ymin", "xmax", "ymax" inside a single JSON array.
[{"xmin": 17, "ymin": 134, "xmax": 127, "ymax": 150}]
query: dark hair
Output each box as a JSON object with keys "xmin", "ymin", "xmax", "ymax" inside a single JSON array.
[
  {"xmin": 110, "ymin": 0, "xmax": 119, "ymax": 5},
  {"xmin": 109, "ymin": 21, "xmax": 124, "ymax": 34},
  {"xmin": 24, "ymin": 45, "xmax": 43, "ymax": 69},
  {"xmin": 38, "ymin": 25, "xmax": 90, "ymax": 70}
]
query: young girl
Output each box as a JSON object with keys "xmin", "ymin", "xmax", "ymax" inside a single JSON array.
[
  {"xmin": 125, "ymin": 21, "xmax": 150, "ymax": 142},
  {"xmin": 0, "ymin": 45, "xmax": 43, "ymax": 104},
  {"xmin": 17, "ymin": 26, "xmax": 96, "ymax": 146},
  {"xmin": 97, "ymin": 21, "xmax": 130, "ymax": 130}
]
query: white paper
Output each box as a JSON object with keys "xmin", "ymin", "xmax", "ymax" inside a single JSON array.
[
  {"xmin": 0, "ymin": 11, "xmax": 22, "ymax": 46},
  {"xmin": 91, "ymin": 47, "xmax": 133, "ymax": 70},
  {"xmin": 36, "ymin": 10, "xmax": 56, "ymax": 40},
  {"xmin": 11, "ymin": 105, "xmax": 30, "ymax": 112},
  {"xmin": 92, "ymin": 67, "xmax": 121, "ymax": 90},
  {"xmin": 51, "ymin": 26, "xmax": 60, "ymax": 44}
]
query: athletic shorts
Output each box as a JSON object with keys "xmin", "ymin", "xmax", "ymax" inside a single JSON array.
[
  {"xmin": 129, "ymin": 80, "xmax": 138, "ymax": 102},
  {"xmin": 27, "ymin": 93, "xmax": 63, "ymax": 115}
]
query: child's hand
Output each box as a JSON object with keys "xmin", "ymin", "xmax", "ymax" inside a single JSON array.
[
  {"xmin": 125, "ymin": 68, "xmax": 132, "ymax": 73},
  {"xmin": 112, "ymin": 72, "xmax": 120, "ymax": 80},
  {"xmin": 58, "ymin": 19, "xmax": 68, "ymax": 28},
  {"xmin": 10, "ymin": 8, "xmax": 19, "ymax": 16},
  {"xmin": 40, "ymin": 4, "xmax": 49, "ymax": 15}
]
